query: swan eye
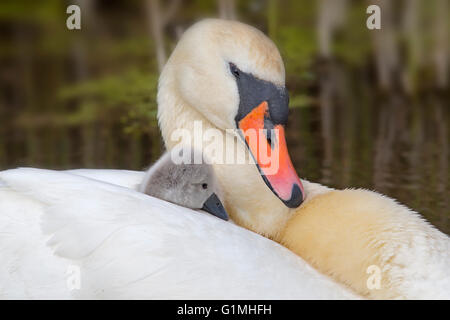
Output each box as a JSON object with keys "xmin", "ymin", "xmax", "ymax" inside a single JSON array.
[
  {"xmin": 202, "ymin": 183, "xmax": 208, "ymax": 190},
  {"xmin": 229, "ymin": 63, "xmax": 240, "ymax": 78}
]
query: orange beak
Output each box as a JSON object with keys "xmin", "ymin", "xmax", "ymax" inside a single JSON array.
[{"xmin": 238, "ymin": 101, "xmax": 304, "ymax": 208}]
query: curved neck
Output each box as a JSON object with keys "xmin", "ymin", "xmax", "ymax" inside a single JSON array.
[{"xmin": 157, "ymin": 67, "xmax": 293, "ymax": 238}]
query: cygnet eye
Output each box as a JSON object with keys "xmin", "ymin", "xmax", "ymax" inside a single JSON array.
[{"xmin": 202, "ymin": 183, "xmax": 208, "ymax": 190}]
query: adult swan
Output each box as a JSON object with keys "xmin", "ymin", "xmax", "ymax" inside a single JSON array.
[
  {"xmin": 0, "ymin": 20, "xmax": 359, "ymax": 299},
  {"xmin": 156, "ymin": 19, "xmax": 450, "ymax": 299}
]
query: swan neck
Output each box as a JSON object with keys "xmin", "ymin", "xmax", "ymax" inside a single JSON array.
[{"xmin": 156, "ymin": 67, "xmax": 293, "ymax": 237}]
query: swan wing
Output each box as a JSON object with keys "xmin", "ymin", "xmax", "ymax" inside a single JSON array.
[{"xmin": 0, "ymin": 168, "xmax": 358, "ymax": 299}]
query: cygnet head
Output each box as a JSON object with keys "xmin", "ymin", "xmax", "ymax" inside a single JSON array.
[{"xmin": 139, "ymin": 150, "xmax": 228, "ymax": 221}]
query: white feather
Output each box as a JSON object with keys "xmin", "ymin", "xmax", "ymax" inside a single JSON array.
[{"xmin": 0, "ymin": 168, "xmax": 358, "ymax": 299}]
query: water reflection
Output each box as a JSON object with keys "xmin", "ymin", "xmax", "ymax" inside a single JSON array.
[{"xmin": 287, "ymin": 87, "xmax": 449, "ymax": 235}]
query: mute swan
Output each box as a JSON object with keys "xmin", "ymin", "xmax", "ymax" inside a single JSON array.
[
  {"xmin": 157, "ymin": 19, "xmax": 450, "ymax": 299},
  {"xmin": 1, "ymin": 18, "xmax": 447, "ymax": 300},
  {"xmin": 139, "ymin": 151, "xmax": 229, "ymax": 220},
  {"xmin": 0, "ymin": 168, "xmax": 358, "ymax": 299}
]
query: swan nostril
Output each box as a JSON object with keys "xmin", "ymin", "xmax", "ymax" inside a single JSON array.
[
  {"xmin": 263, "ymin": 118, "xmax": 275, "ymax": 147},
  {"xmin": 266, "ymin": 129, "xmax": 273, "ymax": 147}
]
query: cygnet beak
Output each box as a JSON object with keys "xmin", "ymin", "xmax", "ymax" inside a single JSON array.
[{"xmin": 201, "ymin": 193, "xmax": 229, "ymax": 221}]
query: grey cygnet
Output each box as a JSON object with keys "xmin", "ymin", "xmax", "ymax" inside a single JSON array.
[{"xmin": 139, "ymin": 151, "xmax": 229, "ymax": 221}]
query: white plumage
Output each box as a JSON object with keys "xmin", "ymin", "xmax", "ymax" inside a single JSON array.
[{"xmin": 0, "ymin": 168, "xmax": 358, "ymax": 299}]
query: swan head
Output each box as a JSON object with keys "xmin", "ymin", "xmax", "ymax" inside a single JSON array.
[
  {"xmin": 164, "ymin": 19, "xmax": 285, "ymax": 128},
  {"xmin": 140, "ymin": 151, "xmax": 228, "ymax": 221},
  {"xmin": 158, "ymin": 19, "xmax": 303, "ymax": 235}
]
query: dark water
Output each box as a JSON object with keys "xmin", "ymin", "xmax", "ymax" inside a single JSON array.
[
  {"xmin": 288, "ymin": 95, "xmax": 449, "ymax": 235},
  {"xmin": 0, "ymin": 93, "xmax": 449, "ymax": 235}
]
